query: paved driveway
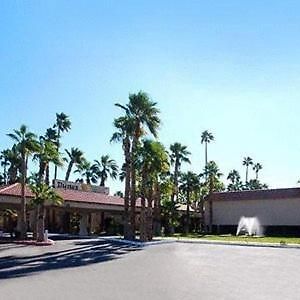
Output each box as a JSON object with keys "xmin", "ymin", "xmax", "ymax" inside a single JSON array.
[{"xmin": 1, "ymin": 239, "xmax": 300, "ymax": 300}]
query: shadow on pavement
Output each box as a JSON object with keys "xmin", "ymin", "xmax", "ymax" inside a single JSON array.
[{"xmin": 0, "ymin": 239, "xmax": 141, "ymax": 280}]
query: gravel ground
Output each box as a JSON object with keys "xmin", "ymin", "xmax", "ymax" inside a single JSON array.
[{"xmin": 1, "ymin": 238, "xmax": 300, "ymax": 300}]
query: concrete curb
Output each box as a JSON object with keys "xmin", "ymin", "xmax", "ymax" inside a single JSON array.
[
  {"xmin": 103, "ymin": 236, "xmax": 300, "ymax": 250},
  {"xmin": 172, "ymin": 238, "xmax": 300, "ymax": 249}
]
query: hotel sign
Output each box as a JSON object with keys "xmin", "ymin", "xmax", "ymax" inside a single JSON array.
[{"xmin": 53, "ymin": 180, "xmax": 109, "ymax": 195}]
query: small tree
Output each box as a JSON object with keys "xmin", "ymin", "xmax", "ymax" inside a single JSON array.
[
  {"xmin": 200, "ymin": 161, "xmax": 224, "ymax": 232},
  {"xmin": 30, "ymin": 182, "xmax": 63, "ymax": 242},
  {"xmin": 179, "ymin": 171, "xmax": 200, "ymax": 234}
]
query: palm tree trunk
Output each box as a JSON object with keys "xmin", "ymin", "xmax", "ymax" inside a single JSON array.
[
  {"xmin": 146, "ymin": 189, "xmax": 154, "ymax": 241},
  {"xmin": 140, "ymin": 169, "xmax": 147, "ymax": 242},
  {"xmin": 36, "ymin": 204, "xmax": 45, "ymax": 242},
  {"xmin": 185, "ymin": 190, "xmax": 190, "ymax": 234},
  {"xmin": 100, "ymin": 177, "xmax": 105, "ymax": 187},
  {"xmin": 256, "ymin": 171, "xmax": 258, "ymax": 180},
  {"xmin": 170, "ymin": 162, "xmax": 179, "ymax": 235},
  {"xmin": 20, "ymin": 155, "xmax": 27, "ymax": 240},
  {"xmin": 45, "ymin": 165, "xmax": 50, "ymax": 185},
  {"xmin": 86, "ymin": 176, "xmax": 91, "ymax": 184},
  {"xmin": 124, "ymin": 137, "xmax": 132, "ymax": 240},
  {"xmin": 32, "ymin": 208, "xmax": 37, "ymax": 240},
  {"xmin": 3, "ymin": 162, "xmax": 7, "ymax": 184},
  {"xmin": 208, "ymin": 176, "xmax": 214, "ymax": 233},
  {"xmin": 246, "ymin": 166, "xmax": 248, "ymax": 183},
  {"xmin": 54, "ymin": 164, "xmax": 58, "ymax": 181},
  {"xmin": 205, "ymin": 142, "xmax": 208, "ymax": 168},
  {"xmin": 153, "ymin": 184, "xmax": 161, "ymax": 236},
  {"xmin": 140, "ymin": 197, "xmax": 147, "ymax": 242},
  {"xmin": 129, "ymin": 136, "xmax": 138, "ymax": 240},
  {"xmin": 65, "ymin": 161, "xmax": 73, "ymax": 181},
  {"xmin": 171, "ymin": 161, "xmax": 179, "ymax": 203},
  {"xmin": 54, "ymin": 129, "xmax": 60, "ymax": 181}
]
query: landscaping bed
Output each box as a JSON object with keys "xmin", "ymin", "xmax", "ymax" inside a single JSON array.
[{"xmin": 8, "ymin": 239, "xmax": 55, "ymax": 246}]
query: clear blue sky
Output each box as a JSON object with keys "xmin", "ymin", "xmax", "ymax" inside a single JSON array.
[{"xmin": 1, "ymin": 1, "xmax": 300, "ymax": 193}]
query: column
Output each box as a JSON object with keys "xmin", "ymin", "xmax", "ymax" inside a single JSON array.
[{"xmin": 79, "ymin": 213, "xmax": 88, "ymax": 236}]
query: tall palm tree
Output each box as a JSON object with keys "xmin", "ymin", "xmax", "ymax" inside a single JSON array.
[
  {"xmin": 115, "ymin": 91, "xmax": 160, "ymax": 239},
  {"xmin": 243, "ymin": 156, "xmax": 253, "ymax": 183},
  {"xmin": 75, "ymin": 159, "xmax": 98, "ymax": 184},
  {"xmin": 64, "ymin": 148, "xmax": 84, "ymax": 181},
  {"xmin": 253, "ymin": 162, "xmax": 263, "ymax": 180},
  {"xmin": 201, "ymin": 130, "xmax": 214, "ymax": 169},
  {"xmin": 7, "ymin": 125, "xmax": 40, "ymax": 239},
  {"xmin": 201, "ymin": 160, "xmax": 223, "ymax": 233},
  {"xmin": 227, "ymin": 169, "xmax": 242, "ymax": 191},
  {"xmin": 30, "ymin": 181, "xmax": 63, "ymax": 242},
  {"xmin": 179, "ymin": 171, "xmax": 200, "ymax": 234},
  {"xmin": 93, "ymin": 155, "xmax": 118, "ymax": 187},
  {"xmin": 169, "ymin": 143, "xmax": 191, "ymax": 203},
  {"xmin": 53, "ymin": 113, "xmax": 71, "ymax": 180},
  {"xmin": 111, "ymin": 116, "xmax": 135, "ymax": 240}
]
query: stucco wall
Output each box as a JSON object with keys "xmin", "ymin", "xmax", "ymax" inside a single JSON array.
[{"xmin": 207, "ymin": 197, "xmax": 300, "ymax": 226}]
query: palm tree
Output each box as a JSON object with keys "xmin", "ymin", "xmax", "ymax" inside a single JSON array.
[
  {"xmin": 75, "ymin": 159, "xmax": 98, "ymax": 184},
  {"xmin": 111, "ymin": 116, "xmax": 135, "ymax": 240},
  {"xmin": 201, "ymin": 130, "xmax": 214, "ymax": 169},
  {"xmin": 243, "ymin": 156, "xmax": 253, "ymax": 183},
  {"xmin": 0, "ymin": 149, "xmax": 11, "ymax": 184},
  {"xmin": 169, "ymin": 143, "xmax": 191, "ymax": 203},
  {"xmin": 179, "ymin": 171, "xmax": 200, "ymax": 234},
  {"xmin": 29, "ymin": 181, "xmax": 63, "ymax": 242},
  {"xmin": 93, "ymin": 155, "xmax": 118, "ymax": 186},
  {"xmin": 2, "ymin": 145, "xmax": 21, "ymax": 184},
  {"xmin": 53, "ymin": 113, "xmax": 71, "ymax": 180},
  {"xmin": 7, "ymin": 125, "xmax": 40, "ymax": 239},
  {"xmin": 253, "ymin": 162, "xmax": 263, "ymax": 180},
  {"xmin": 34, "ymin": 139, "xmax": 62, "ymax": 185},
  {"xmin": 115, "ymin": 91, "xmax": 160, "ymax": 239},
  {"xmin": 137, "ymin": 139, "xmax": 169, "ymax": 241},
  {"xmin": 64, "ymin": 148, "xmax": 85, "ymax": 181},
  {"xmin": 227, "ymin": 169, "xmax": 242, "ymax": 191},
  {"xmin": 43, "ymin": 127, "xmax": 58, "ymax": 183},
  {"xmin": 201, "ymin": 161, "xmax": 223, "ymax": 233}
]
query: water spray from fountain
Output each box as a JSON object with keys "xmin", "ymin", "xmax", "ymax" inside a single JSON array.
[{"xmin": 236, "ymin": 216, "xmax": 263, "ymax": 236}]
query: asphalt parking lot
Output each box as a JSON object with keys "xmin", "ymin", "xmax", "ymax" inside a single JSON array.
[{"xmin": 1, "ymin": 238, "xmax": 300, "ymax": 300}]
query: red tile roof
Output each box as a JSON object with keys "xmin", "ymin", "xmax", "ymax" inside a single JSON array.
[
  {"xmin": 0, "ymin": 183, "xmax": 131, "ymax": 207},
  {"xmin": 0, "ymin": 183, "xmax": 34, "ymax": 197},
  {"xmin": 55, "ymin": 188, "xmax": 124, "ymax": 206},
  {"xmin": 210, "ymin": 188, "xmax": 300, "ymax": 201}
]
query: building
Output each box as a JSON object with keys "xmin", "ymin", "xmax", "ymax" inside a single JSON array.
[
  {"xmin": 205, "ymin": 188, "xmax": 300, "ymax": 235},
  {"xmin": 0, "ymin": 180, "xmax": 140, "ymax": 236}
]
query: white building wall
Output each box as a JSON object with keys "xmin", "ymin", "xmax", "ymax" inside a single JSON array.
[{"xmin": 211, "ymin": 198, "xmax": 300, "ymax": 226}]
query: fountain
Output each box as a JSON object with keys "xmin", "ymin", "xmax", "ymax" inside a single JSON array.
[{"xmin": 236, "ymin": 216, "xmax": 263, "ymax": 236}]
